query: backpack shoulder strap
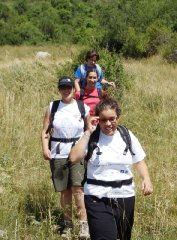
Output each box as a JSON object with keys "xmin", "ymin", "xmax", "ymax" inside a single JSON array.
[
  {"xmin": 97, "ymin": 88, "xmax": 102, "ymax": 98},
  {"xmin": 85, "ymin": 125, "xmax": 101, "ymax": 162},
  {"xmin": 51, "ymin": 100, "xmax": 60, "ymax": 115},
  {"xmin": 46, "ymin": 100, "xmax": 60, "ymax": 134},
  {"xmin": 79, "ymin": 88, "xmax": 85, "ymax": 101},
  {"xmin": 118, "ymin": 125, "xmax": 135, "ymax": 156},
  {"xmin": 80, "ymin": 64, "xmax": 87, "ymax": 88},
  {"xmin": 95, "ymin": 64, "xmax": 102, "ymax": 77},
  {"xmin": 80, "ymin": 64, "xmax": 85, "ymax": 78},
  {"xmin": 76, "ymin": 100, "xmax": 85, "ymax": 120},
  {"xmin": 80, "ymin": 88, "xmax": 102, "ymax": 101}
]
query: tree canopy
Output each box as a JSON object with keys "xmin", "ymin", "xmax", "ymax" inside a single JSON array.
[{"xmin": 0, "ymin": 0, "xmax": 177, "ymax": 60}]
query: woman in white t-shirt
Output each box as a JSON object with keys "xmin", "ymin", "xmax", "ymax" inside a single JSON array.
[
  {"xmin": 69, "ymin": 96, "xmax": 153, "ymax": 240},
  {"xmin": 41, "ymin": 76, "xmax": 90, "ymax": 239}
]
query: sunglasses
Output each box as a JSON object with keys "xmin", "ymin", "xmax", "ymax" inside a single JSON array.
[
  {"xmin": 92, "ymin": 117, "xmax": 117, "ymax": 125},
  {"xmin": 99, "ymin": 117, "xmax": 117, "ymax": 123}
]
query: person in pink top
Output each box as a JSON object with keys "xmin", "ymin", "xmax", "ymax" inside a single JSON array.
[{"xmin": 75, "ymin": 69, "xmax": 106, "ymax": 116}]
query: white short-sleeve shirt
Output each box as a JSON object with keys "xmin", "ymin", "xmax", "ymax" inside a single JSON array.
[
  {"xmin": 50, "ymin": 100, "xmax": 90, "ymax": 159},
  {"xmin": 84, "ymin": 129, "xmax": 146, "ymax": 198}
]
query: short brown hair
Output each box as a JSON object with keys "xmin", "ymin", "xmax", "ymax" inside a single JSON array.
[{"xmin": 85, "ymin": 50, "xmax": 100, "ymax": 61}]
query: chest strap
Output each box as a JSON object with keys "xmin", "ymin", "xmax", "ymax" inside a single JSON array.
[
  {"xmin": 86, "ymin": 178, "xmax": 133, "ymax": 188},
  {"xmin": 50, "ymin": 137, "xmax": 80, "ymax": 143}
]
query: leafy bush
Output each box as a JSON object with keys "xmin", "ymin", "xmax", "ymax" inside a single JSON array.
[
  {"xmin": 121, "ymin": 27, "xmax": 149, "ymax": 58},
  {"xmin": 14, "ymin": 0, "xmax": 28, "ymax": 15},
  {"xmin": 98, "ymin": 0, "xmax": 177, "ymax": 60},
  {"xmin": 160, "ymin": 32, "xmax": 177, "ymax": 63},
  {"xmin": 145, "ymin": 20, "xmax": 172, "ymax": 56},
  {"xmin": 0, "ymin": 3, "xmax": 10, "ymax": 21}
]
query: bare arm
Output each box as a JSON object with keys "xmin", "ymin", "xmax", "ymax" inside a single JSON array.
[
  {"xmin": 69, "ymin": 116, "xmax": 98, "ymax": 163},
  {"xmin": 133, "ymin": 160, "xmax": 153, "ymax": 196},
  {"xmin": 41, "ymin": 107, "xmax": 52, "ymax": 160},
  {"xmin": 74, "ymin": 78, "xmax": 81, "ymax": 92},
  {"xmin": 101, "ymin": 78, "xmax": 116, "ymax": 88}
]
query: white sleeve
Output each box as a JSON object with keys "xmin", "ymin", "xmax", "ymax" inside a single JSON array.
[
  {"xmin": 49, "ymin": 101, "xmax": 53, "ymax": 113},
  {"xmin": 129, "ymin": 130, "xmax": 146, "ymax": 163},
  {"xmin": 84, "ymin": 103, "xmax": 90, "ymax": 117}
]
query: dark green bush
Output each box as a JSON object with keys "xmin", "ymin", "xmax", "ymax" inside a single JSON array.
[
  {"xmin": 160, "ymin": 33, "xmax": 177, "ymax": 63},
  {"xmin": 0, "ymin": 3, "xmax": 10, "ymax": 21},
  {"xmin": 145, "ymin": 20, "xmax": 172, "ymax": 56},
  {"xmin": 121, "ymin": 27, "xmax": 149, "ymax": 58}
]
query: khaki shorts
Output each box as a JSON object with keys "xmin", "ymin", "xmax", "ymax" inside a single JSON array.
[{"xmin": 50, "ymin": 158, "xmax": 85, "ymax": 192}]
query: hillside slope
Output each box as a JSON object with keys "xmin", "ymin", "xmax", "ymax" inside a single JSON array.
[{"xmin": 0, "ymin": 46, "xmax": 177, "ymax": 239}]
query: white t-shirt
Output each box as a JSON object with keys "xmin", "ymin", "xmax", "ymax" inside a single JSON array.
[
  {"xmin": 84, "ymin": 129, "xmax": 146, "ymax": 198},
  {"xmin": 50, "ymin": 100, "xmax": 90, "ymax": 159}
]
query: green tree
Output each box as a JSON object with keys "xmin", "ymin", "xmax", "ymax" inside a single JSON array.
[{"xmin": 0, "ymin": 3, "xmax": 10, "ymax": 21}]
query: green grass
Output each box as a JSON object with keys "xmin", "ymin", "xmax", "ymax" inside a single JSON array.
[{"xmin": 0, "ymin": 46, "xmax": 177, "ymax": 239}]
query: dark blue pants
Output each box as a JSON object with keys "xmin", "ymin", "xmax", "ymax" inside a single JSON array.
[{"xmin": 84, "ymin": 195, "xmax": 135, "ymax": 240}]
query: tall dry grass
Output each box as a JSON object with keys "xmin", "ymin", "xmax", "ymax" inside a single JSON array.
[
  {"xmin": 0, "ymin": 45, "xmax": 80, "ymax": 240},
  {"xmin": 0, "ymin": 46, "xmax": 177, "ymax": 239},
  {"xmin": 122, "ymin": 56, "xmax": 177, "ymax": 240}
]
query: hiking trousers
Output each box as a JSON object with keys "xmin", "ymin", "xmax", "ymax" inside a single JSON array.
[{"xmin": 84, "ymin": 195, "xmax": 135, "ymax": 240}]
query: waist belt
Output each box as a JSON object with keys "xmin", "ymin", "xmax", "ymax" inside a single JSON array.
[
  {"xmin": 86, "ymin": 178, "xmax": 133, "ymax": 188},
  {"xmin": 50, "ymin": 137, "xmax": 80, "ymax": 143}
]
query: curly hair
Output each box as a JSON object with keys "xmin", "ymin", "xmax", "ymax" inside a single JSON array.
[{"xmin": 95, "ymin": 96, "xmax": 121, "ymax": 117}]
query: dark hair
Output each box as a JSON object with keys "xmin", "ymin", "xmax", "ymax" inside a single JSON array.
[
  {"xmin": 85, "ymin": 50, "xmax": 100, "ymax": 61},
  {"xmin": 86, "ymin": 68, "xmax": 99, "ymax": 78},
  {"xmin": 95, "ymin": 96, "xmax": 121, "ymax": 117}
]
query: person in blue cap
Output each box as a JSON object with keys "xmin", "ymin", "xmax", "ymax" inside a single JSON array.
[{"xmin": 41, "ymin": 76, "xmax": 90, "ymax": 239}]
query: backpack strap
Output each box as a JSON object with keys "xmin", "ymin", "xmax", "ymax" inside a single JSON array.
[
  {"xmin": 47, "ymin": 100, "xmax": 85, "ymax": 135},
  {"xmin": 95, "ymin": 64, "xmax": 102, "ymax": 79},
  {"xmin": 79, "ymin": 88, "xmax": 102, "ymax": 101},
  {"xmin": 80, "ymin": 64, "xmax": 85, "ymax": 78},
  {"xmin": 118, "ymin": 125, "xmax": 135, "ymax": 156},
  {"xmin": 76, "ymin": 100, "xmax": 85, "ymax": 121},
  {"xmin": 85, "ymin": 125, "xmax": 101, "ymax": 162},
  {"xmin": 45, "ymin": 100, "xmax": 60, "ymax": 135},
  {"xmin": 82, "ymin": 125, "xmax": 135, "ymax": 186},
  {"xmin": 82, "ymin": 125, "xmax": 101, "ymax": 186},
  {"xmin": 97, "ymin": 88, "xmax": 102, "ymax": 98},
  {"xmin": 85, "ymin": 125, "xmax": 135, "ymax": 161},
  {"xmin": 80, "ymin": 64, "xmax": 87, "ymax": 88},
  {"xmin": 47, "ymin": 100, "xmax": 86, "ymax": 151},
  {"xmin": 79, "ymin": 88, "xmax": 85, "ymax": 101}
]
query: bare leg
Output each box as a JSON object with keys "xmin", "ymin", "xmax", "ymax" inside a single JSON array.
[
  {"xmin": 72, "ymin": 186, "xmax": 87, "ymax": 220},
  {"xmin": 60, "ymin": 188, "xmax": 72, "ymax": 221},
  {"xmin": 72, "ymin": 186, "xmax": 90, "ymax": 239}
]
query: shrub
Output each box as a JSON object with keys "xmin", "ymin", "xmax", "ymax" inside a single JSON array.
[
  {"xmin": 121, "ymin": 27, "xmax": 149, "ymax": 58},
  {"xmin": 145, "ymin": 20, "xmax": 172, "ymax": 56},
  {"xmin": 160, "ymin": 32, "xmax": 177, "ymax": 63}
]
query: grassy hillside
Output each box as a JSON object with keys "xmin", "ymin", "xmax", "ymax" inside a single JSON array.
[
  {"xmin": 122, "ymin": 56, "xmax": 177, "ymax": 239},
  {"xmin": 0, "ymin": 46, "xmax": 177, "ymax": 239}
]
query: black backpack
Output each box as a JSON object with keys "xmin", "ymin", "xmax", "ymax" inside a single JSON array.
[
  {"xmin": 79, "ymin": 88, "xmax": 102, "ymax": 101},
  {"xmin": 45, "ymin": 100, "xmax": 86, "ymax": 150},
  {"xmin": 82, "ymin": 125, "xmax": 135, "ymax": 186},
  {"xmin": 85, "ymin": 125, "xmax": 135, "ymax": 162}
]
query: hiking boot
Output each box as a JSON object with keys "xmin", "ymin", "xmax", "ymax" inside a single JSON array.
[
  {"xmin": 61, "ymin": 221, "xmax": 72, "ymax": 239},
  {"xmin": 79, "ymin": 221, "xmax": 90, "ymax": 240}
]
